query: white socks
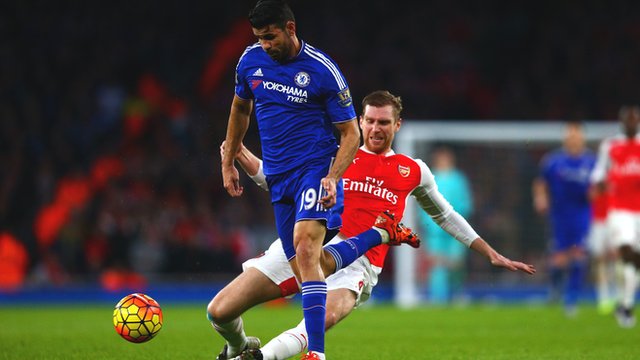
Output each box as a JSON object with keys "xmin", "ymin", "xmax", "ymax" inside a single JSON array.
[
  {"xmin": 372, "ymin": 227, "xmax": 390, "ymax": 243},
  {"xmin": 621, "ymin": 263, "xmax": 637, "ymax": 309},
  {"xmin": 595, "ymin": 260, "xmax": 615, "ymax": 305},
  {"xmin": 211, "ymin": 317, "xmax": 248, "ymax": 357},
  {"xmin": 261, "ymin": 320, "xmax": 308, "ymax": 360}
]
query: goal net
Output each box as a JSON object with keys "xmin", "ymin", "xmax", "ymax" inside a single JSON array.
[{"xmin": 392, "ymin": 120, "xmax": 620, "ymax": 307}]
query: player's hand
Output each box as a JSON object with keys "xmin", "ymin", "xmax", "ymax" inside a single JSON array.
[
  {"xmin": 221, "ymin": 141, "xmax": 246, "ymax": 196},
  {"xmin": 510, "ymin": 260, "xmax": 536, "ymax": 274},
  {"xmin": 319, "ymin": 176, "xmax": 337, "ymax": 209},
  {"xmin": 490, "ymin": 253, "xmax": 536, "ymax": 275},
  {"xmin": 222, "ymin": 164, "xmax": 243, "ymax": 197}
]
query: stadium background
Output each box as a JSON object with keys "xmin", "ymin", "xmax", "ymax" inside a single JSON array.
[{"xmin": 1, "ymin": 0, "xmax": 639, "ymax": 304}]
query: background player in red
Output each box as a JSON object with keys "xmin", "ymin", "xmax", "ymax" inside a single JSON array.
[
  {"xmin": 591, "ymin": 105, "xmax": 640, "ymax": 328},
  {"xmin": 210, "ymin": 90, "xmax": 535, "ymax": 360}
]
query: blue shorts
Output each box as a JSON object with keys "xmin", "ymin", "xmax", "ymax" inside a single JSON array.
[
  {"xmin": 550, "ymin": 215, "xmax": 590, "ymax": 252},
  {"xmin": 267, "ymin": 157, "xmax": 344, "ymax": 260}
]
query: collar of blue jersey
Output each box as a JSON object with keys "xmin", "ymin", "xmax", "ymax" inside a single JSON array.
[{"xmin": 297, "ymin": 40, "xmax": 306, "ymax": 58}]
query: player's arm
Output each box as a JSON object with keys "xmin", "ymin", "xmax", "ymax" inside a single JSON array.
[
  {"xmin": 319, "ymin": 118, "xmax": 360, "ymax": 208},
  {"xmin": 412, "ymin": 162, "xmax": 535, "ymax": 274},
  {"xmin": 468, "ymin": 237, "xmax": 535, "ymax": 274},
  {"xmin": 531, "ymin": 177, "xmax": 549, "ymax": 215},
  {"xmin": 222, "ymin": 95, "xmax": 253, "ymax": 197},
  {"xmin": 220, "ymin": 141, "xmax": 269, "ymax": 191},
  {"xmin": 412, "ymin": 183, "xmax": 478, "ymax": 248}
]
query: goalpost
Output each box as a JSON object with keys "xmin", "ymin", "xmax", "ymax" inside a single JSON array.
[{"xmin": 392, "ymin": 120, "xmax": 620, "ymax": 308}]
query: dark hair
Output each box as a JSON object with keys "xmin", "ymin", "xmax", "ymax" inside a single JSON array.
[
  {"xmin": 361, "ymin": 90, "xmax": 403, "ymax": 120},
  {"xmin": 248, "ymin": 0, "xmax": 295, "ymax": 29}
]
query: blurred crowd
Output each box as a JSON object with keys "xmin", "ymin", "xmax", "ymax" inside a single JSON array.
[{"xmin": 1, "ymin": 0, "xmax": 639, "ymax": 290}]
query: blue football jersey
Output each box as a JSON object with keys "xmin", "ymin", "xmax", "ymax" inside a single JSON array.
[
  {"xmin": 235, "ymin": 41, "xmax": 357, "ymax": 176},
  {"xmin": 540, "ymin": 148, "xmax": 596, "ymax": 220}
]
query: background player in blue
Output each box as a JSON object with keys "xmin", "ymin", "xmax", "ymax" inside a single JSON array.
[
  {"xmin": 220, "ymin": 1, "xmax": 360, "ymax": 359},
  {"xmin": 532, "ymin": 121, "xmax": 596, "ymax": 316}
]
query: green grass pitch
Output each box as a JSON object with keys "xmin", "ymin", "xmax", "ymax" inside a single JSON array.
[{"xmin": 0, "ymin": 302, "xmax": 637, "ymax": 359}]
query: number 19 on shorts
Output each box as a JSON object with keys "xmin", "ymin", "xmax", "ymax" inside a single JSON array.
[{"xmin": 299, "ymin": 187, "xmax": 326, "ymax": 212}]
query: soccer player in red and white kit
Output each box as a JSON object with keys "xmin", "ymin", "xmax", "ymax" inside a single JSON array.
[
  {"xmin": 591, "ymin": 105, "xmax": 640, "ymax": 328},
  {"xmin": 210, "ymin": 90, "xmax": 535, "ymax": 360}
]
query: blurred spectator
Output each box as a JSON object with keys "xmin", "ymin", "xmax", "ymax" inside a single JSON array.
[{"xmin": 0, "ymin": 232, "xmax": 29, "ymax": 291}]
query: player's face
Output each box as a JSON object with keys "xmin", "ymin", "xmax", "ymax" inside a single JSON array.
[
  {"xmin": 359, "ymin": 104, "xmax": 401, "ymax": 154},
  {"xmin": 564, "ymin": 124, "xmax": 585, "ymax": 155},
  {"xmin": 253, "ymin": 22, "xmax": 295, "ymax": 62}
]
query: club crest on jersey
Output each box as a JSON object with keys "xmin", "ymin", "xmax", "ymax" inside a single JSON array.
[
  {"xmin": 294, "ymin": 72, "xmax": 311, "ymax": 87},
  {"xmin": 398, "ymin": 165, "xmax": 410, "ymax": 177}
]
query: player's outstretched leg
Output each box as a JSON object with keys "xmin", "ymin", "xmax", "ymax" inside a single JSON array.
[
  {"xmin": 374, "ymin": 210, "xmax": 420, "ymax": 248},
  {"xmin": 323, "ymin": 210, "xmax": 420, "ymax": 275},
  {"xmin": 234, "ymin": 319, "xmax": 309, "ymax": 360},
  {"xmin": 208, "ymin": 266, "xmax": 283, "ymax": 359}
]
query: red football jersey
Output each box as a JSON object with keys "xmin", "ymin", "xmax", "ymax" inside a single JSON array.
[
  {"xmin": 594, "ymin": 135, "xmax": 640, "ymax": 212},
  {"xmin": 340, "ymin": 147, "xmax": 429, "ymax": 268},
  {"xmin": 606, "ymin": 137, "xmax": 640, "ymax": 211}
]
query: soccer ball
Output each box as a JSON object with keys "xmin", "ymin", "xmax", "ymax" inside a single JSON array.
[{"xmin": 113, "ymin": 293, "xmax": 163, "ymax": 343}]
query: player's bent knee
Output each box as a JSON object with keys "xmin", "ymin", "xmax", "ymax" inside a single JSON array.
[
  {"xmin": 295, "ymin": 243, "xmax": 320, "ymax": 263},
  {"xmin": 206, "ymin": 299, "xmax": 220, "ymax": 322},
  {"xmin": 207, "ymin": 296, "xmax": 235, "ymax": 324}
]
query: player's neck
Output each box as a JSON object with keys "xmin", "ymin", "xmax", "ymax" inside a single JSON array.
[
  {"xmin": 362, "ymin": 145, "xmax": 393, "ymax": 156},
  {"xmin": 289, "ymin": 37, "xmax": 301, "ymax": 59},
  {"xmin": 564, "ymin": 145, "xmax": 584, "ymax": 156}
]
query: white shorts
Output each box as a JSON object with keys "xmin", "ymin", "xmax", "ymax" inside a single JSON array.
[
  {"xmin": 587, "ymin": 220, "xmax": 612, "ymax": 256},
  {"xmin": 607, "ymin": 210, "xmax": 640, "ymax": 250},
  {"xmin": 242, "ymin": 236, "xmax": 381, "ymax": 307}
]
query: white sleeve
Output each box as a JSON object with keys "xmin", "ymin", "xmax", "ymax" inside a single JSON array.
[
  {"xmin": 411, "ymin": 159, "xmax": 479, "ymax": 247},
  {"xmin": 249, "ymin": 161, "xmax": 269, "ymax": 191},
  {"xmin": 590, "ymin": 138, "xmax": 611, "ymax": 184}
]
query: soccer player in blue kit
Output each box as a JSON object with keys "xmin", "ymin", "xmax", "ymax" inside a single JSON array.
[
  {"xmin": 220, "ymin": 1, "xmax": 360, "ymax": 359},
  {"xmin": 532, "ymin": 121, "xmax": 596, "ymax": 316}
]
